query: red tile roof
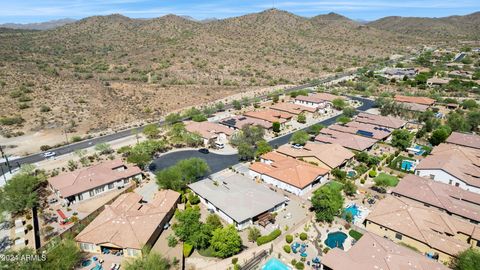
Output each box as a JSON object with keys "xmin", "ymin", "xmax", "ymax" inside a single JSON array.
[
  {"xmin": 394, "ymin": 95, "xmax": 435, "ymax": 106},
  {"xmin": 48, "ymin": 160, "xmax": 142, "ymax": 198},
  {"xmin": 446, "ymin": 132, "xmax": 480, "ymax": 150}
]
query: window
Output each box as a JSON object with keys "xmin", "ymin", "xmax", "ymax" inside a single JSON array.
[
  {"xmin": 477, "ymin": 241, "xmax": 480, "ymax": 248},
  {"xmin": 126, "ymin": 248, "xmax": 140, "ymax": 257},
  {"xmin": 395, "ymin": 233, "xmax": 403, "ymax": 240},
  {"xmin": 449, "ymin": 180, "xmax": 453, "ymax": 185},
  {"xmin": 108, "ymin": 183, "xmax": 114, "ymax": 189},
  {"xmin": 455, "ymin": 183, "xmax": 460, "ymax": 187},
  {"xmin": 429, "ymin": 174, "xmax": 435, "ymax": 180},
  {"xmin": 124, "ymin": 178, "xmax": 129, "ymax": 184},
  {"xmin": 89, "ymin": 190, "xmax": 95, "ymax": 197},
  {"xmin": 80, "ymin": 242, "xmax": 94, "ymax": 251},
  {"xmin": 77, "ymin": 194, "xmax": 83, "ymax": 201},
  {"xmin": 95, "ymin": 186, "xmax": 104, "ymax": 194}
]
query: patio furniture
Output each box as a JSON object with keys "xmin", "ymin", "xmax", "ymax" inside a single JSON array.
[
  {"xmin": 300, "ymin": 252, "xmax": 307, "ymax": 257},
  {"xmin": 110, "ymin": 264, "xmax": 116, "ymax": 270}
]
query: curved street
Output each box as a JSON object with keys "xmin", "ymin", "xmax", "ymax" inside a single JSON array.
[{"xmin": 149, "ymin": 96, "xmax": 375, "ymax": 173}]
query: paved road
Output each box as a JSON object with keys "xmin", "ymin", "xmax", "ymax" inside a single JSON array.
[
  {"xmin": 149, "ymin": 96, "xmax": 375, "ymax": 173},
  {"xmin": 0, "ymin": 71, "xmax": 359, "ymax": 175}
]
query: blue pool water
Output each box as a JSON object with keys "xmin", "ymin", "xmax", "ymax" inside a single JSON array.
[
  {"xmin": 325, "ymin": 231, "xmax": 348, "ymax": 249},
  {"xmin": 401, "ymin": 159, "xmax": 415, "ymax": 171},
  {"xmin": 262, "ymin": 258, "xmax": 291, "ymax": 270},
  {"xmin": 413, "ymin": 145, "xmax": 425, "ymax": 155},
  {"xmin": 347, "ymin": 170, "xmax": 357, "ymax": 178},
  {"xmin": 344, "ymin": 204, "xmax": 361, "ymax": 220},
  {"xmin": 81, "ymin": 259, "xmax": 92, "ymax": 267}
]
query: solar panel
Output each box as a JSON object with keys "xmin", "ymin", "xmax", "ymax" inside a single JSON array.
[{"xmin": 356, "ymin": 130, "xmax": 374, "ymax": 138}]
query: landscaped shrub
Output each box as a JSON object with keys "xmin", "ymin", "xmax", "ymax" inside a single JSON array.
[
  {"xmin": 285, "ymin": 234, "xmax": 293, "ymax": 243},
  {"xmin": 232, "ymin": 257, "xmax": 238, "ymax": 265},
  {"xmin": 374, "ymin": 173, "xmax": 399, "ymax": 187},
  {"xmin": 188, "ymin": 194, "xmax": 200, "ymax": 205},
  {"xmin": 323, "ymin": 247, "xmax": 330, "ymax": 254},
  {"xmin": 283, "ymin": 245, "xmax": 291, "ymax": 253},
  {"xmin": 256, "ymin": 229, "xmax": 281, "ymax": 245},
  {"xmin": 349, "ymin": 230, "xmax": 363, "ymax": 241},
  {"xmin": 295, "ymin": 262, "xmax": 305, "ymax": 270},
  {"xmin": 291, "ymin": 259, "xmax": 297, "ymax": 266},
  {"xmin": 183, "ymin": 243, "xmax": 193, "ymax": 257},
  {"xmin": 299, "ymin": 232, "xmax": 307, "ymax": 241},
  {"xmin": 26, "ymin": 224, "xmax": 33, "ymax": 231},
  {"xmin": 368, "ymin": 170, "xmax": 377, "ymax": 178}
]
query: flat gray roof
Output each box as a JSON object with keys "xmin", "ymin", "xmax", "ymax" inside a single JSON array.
[{"xmin": 189, "ymin": 174, "xmax": 287, "ymax": 223}]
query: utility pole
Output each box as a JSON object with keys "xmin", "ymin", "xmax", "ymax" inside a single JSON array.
[
  {"xmin": 64, "ymin": 129, "xmax": 69, "ymax": 144},
  {"xmin": 0, "ymin": 145, "xmax": 11, "ymax": 174}
]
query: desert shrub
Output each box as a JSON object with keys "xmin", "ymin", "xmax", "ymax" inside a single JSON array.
[
  {"xmin": 285, "ymin": 234, "xmax": 293, "ymax": 243},
  {"xmin": 283, "ymin": 245, "xmax": 291, "ymax": 253},
  {"xmin": 295, "ymin": 262, "xmax": 305, "ymax": 270},
  {"xmin": 368, "ymin": 170, "xmax": 377, "ymax": 178},
  {"xmin": 299, "ymin": 232, "xmax": 307, "ymax": 241}
]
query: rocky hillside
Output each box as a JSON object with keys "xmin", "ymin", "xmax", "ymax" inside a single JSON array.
[
  {"xmin": 367, "ymin": 12, "xmax": 480, "ymax": 39},
  {"xmin": 0, "ymin": 9, "xmax": 418, "ymax": 136}
]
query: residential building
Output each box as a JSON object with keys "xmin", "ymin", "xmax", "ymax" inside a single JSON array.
[
  {"xmin": 75, "ymin": 190, "xmax": 180, "ymax": 257},
  {"xmin": 322, "ymin": 232, "xmax": 450, "ymax": 270},
  {"xmin": 185, "ymin": 121, "xmax": 234, "ymax": 147},
  {"xmin": 276, "ymin": 142, "xmax": 354, "ymax": 171},
  {"xmin": 446, "ymin": 132, "xmax": 480, "ymax": 150},
  {"xmin": 269, "ymin": 102, "xmax": 316, "ymax": 115},
  {"xmin": 392, "ymin": 174, "xmax": 480, "ymax": 224},
  {"xmin": 449, "ymin": 70, "xmax": 473, "ymax": 79},
  {"xmin": 328, "ymin": 121, "xmax": 392, "ymax": 140},
  {"xmin": 188, "ymin": 174, "xmax": 287, "ymax": 230},
  {"xmin": 314, "ymin": 128, "xmax": 377, "ymax": 151},
  {"xmin": 243, "ymin": 109, "xmax": 293, "ymax": 127},
  {"xmin": 48, "ymin": 160, "xmax": 143, "ymax": 204},
  {"xmin": 249, "ymin": 152, "xmax": 329, "ymax": 196},
  {"xmin": 365, "ymin": 196, "xmax": 480, "ymax": 263},
  {"xmin": 355, "ymin": 112, "xmax": 407, "ymax": 129},
  {"xmin": 219, "ymin": 115, "xmax": 272, "ymax": 130},
  {"xmin": 294, "ymin": 93, "xmax": 344, "ymax": 113},
  {"xmin": 415, "ymin": 143, "xmax": 480, "ymax": 194},
  {"xmin": 394, "ymin": 95, "xmax": 436, "ymax": 106}
]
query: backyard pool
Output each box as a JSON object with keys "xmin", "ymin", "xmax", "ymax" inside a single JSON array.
[
  {"xmin": 343, "ymin": 204, "xmax": 361, "ymax": 221},
  {"xmin": 347, "ymin": 170, "xmax": 357, "ymax": 178},
  {"xmin": 262, "ymin": 258, "xmax": 291, "ymax": 270},
  {"xmin": 325, "ymin": 231, "xmax": 348, "ymax": 249},
  {"xmin": 401, "ymin": 159, "xmax": 416, "ymax": 171}
]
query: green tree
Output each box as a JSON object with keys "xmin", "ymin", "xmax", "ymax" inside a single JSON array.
[
  {"xmin": 238, "ymin": 142, "xmax": 256, "ymax": 161},
  {"xmin": 230, "ymin": 125, "xmax": 265, "ymax": 146},
  {"xmin": 461, "ymin": 99, "xmax": 479, "ymax": 110},
  {"xmin": 429, "ymin": 125, "xmax": 452, "ymax": 146},
  {"xmin": 307, "ymin": 124, "xmax": 324, "ymax": 135},
  {"xmin": 343, "ymin": 181, "xmax": 357, "ymax": 196},
  {"xmin": 467, "ymin": 111, "xmax": 480, "ymax": 132},
  {"xmin": 311, "ymin": 185, "xmax": 344, "ymax": 222},
  {"xmin": 173, "ymin": 208, "xmax": 203, "ymax": 242},
  {"xmin": 156, "ymin": 158, "xmax": 210, "ymax": 190},
  {"xmin": 206, "ymin": 214, "xmax": 223, "ymax": 231},
  {"xmin": 255, "ymin": 140, "xmax": 272, "ymax": 157},
  {"xmin": 332, "ymin": 98, "xmax": 346, "ymax": 110},
  {"xmin": 297, "ymin": 113, "xmax": 306, "ymax": 124},
  {"xmin": 143, "ymin": 124, "xmax": 160, "ymax": 139},
  {"xmin": 391, "ymin": 129, "xmax": 413, "ymax": 151},
  {"xmin": 42, "ymin": 238, "xmax": 82, "ymax": 270},
  {"xmin": 290, "ymin": 130, "xmax": 309, "ymax": 145},
  {"xmin": 210, "ymin": 225, "xmax": 243, "ymax": 258},
  {"xmin": 94, "ymin": 142, "xmax": 113, "ymax": 155},
  {"xmin": 342, "ymin": 107, "xmax": 356, "ymax": 118},
  {"xmin": 124, "ymin": 247, "xmax": 171, "ymax": 270},
  {"xmin": 156, "ymin": 166, "xmax": 184, "ymax": 190},
  {"xmin": 447, "ymin": 112, "xmax": 470, "ymax": 132},
  {"xmin": 272, "ymin": 122, "xmax": 281, "ymax": 133},
  {"xmin": 232, "ymin": 100, "xmax": 242, "ymax": 110},
  {"xmin": 247, "ymin": 227, "xmax": 261, "ymax": 242},
  {"xmin": 337, "ymin": 116, "xmax": 351, "ymax": 124},
  {"xmin": 450, "ymin": 248, "xmax": 480, "ymax": 270},
  {"xmin": 0, "ymin": 173, "xmax": 40, "ymax": 213}
]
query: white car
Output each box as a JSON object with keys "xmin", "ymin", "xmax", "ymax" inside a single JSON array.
[
  {"xmin": 292, "ymin": 144, "xmax": 303, "ymax": 149},
  {"xmin": 42, "ymin": 152, "xmax": 56, "ymax": 158}
]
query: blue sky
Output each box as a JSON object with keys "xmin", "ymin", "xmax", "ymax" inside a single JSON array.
[{"xmin": 0, "ymin": 0, "xmax": 479, "ymax": 23}]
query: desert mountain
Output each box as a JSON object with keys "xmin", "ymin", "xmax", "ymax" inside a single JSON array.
[
  {"xmin": 368, "ymin": 12, "xmax": 480, "ymax": 39},
  {"xmin": 0, "ymin": 18, "xmax": 76, "ymax": 30},
  {"xmin": 0, "ymin": 9, "xmax": 436, "ymax": 136}
]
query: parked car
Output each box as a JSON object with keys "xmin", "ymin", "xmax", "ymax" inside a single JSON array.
[
  {"xmin": 292, "ymin": 144, "xmax": 303, "ymax": 149},
  {"xmin": 198, "ymin": 148, "xmax": 209, "ymax": 154},
  {"xmin": 42, "ymin": 151, "xmax": 56, "ymax": 158},
  {"xmin": 215, "ymin": 142, "xmax": 225, "ymax": 149},
  {"xmin": 371, "ymin": 186, "xmax": 387, "ymax": 194}
]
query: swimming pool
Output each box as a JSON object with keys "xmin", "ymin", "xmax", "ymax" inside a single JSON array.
[
  {"xmin": 401, "ymin": 159, "xmax": 416, "ymax": 171},
  {"xmin": 262, "ymin": 258, "xmax": 291, "ymax": 270},
  {"xmin": 344, "ymin": 204, "xmax": 361, "ymax": 221},
  {"xmin": 347, "ymin": 170, "xmax": 357, "ymax": 178},
  {"xmin": 324, "ymin": 231, "xmax": 348, "ymax": 249}
]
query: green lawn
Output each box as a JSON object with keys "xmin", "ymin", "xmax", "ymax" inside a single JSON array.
[
  {"xmin": 348, "ymin": 230, "xmax": 363, "ymax": 241},
  {"xmin": 374, "ymin": 173, "xmax": 399, "ymax": 187}
]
